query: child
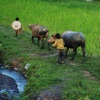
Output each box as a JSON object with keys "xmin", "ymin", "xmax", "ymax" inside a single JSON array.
[
  {"xmin": 12, "ymin": 17, "xmax": 22, "ymax": 37},
  {"xmin": 52, "ymin": 33, "xmax": 65, "ymax": 64}
]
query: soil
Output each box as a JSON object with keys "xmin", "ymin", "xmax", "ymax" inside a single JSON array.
[{"xmin": 82, "ymin": 70, "xmax": 97, "ymax": 80}]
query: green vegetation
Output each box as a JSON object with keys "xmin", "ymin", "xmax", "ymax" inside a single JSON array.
[{"xmin": 0, "ymin": 0, "xmax": 100, "ymax": 100}]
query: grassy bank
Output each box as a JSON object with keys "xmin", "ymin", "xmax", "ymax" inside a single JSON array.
[{"xmin": 0, "ymin": 0, "xmax": 100, "ymax": 100}]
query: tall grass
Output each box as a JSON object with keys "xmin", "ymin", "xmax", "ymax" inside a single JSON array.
[{"xmin": 0, "ymin": 0, "xmax": 100, "ymax": 56}]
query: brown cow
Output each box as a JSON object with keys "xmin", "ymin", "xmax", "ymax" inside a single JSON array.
[{"xmin": 28, "ymin": 24, "xmax": 49, "ymax": 49}]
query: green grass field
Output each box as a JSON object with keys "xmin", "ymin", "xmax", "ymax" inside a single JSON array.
[
  {"xmin": 0, "ymin": 0, "xmax": 100, "ymax": 56},
  {"xmin": 0, "ymin": 0, "xmax": 100, "ymax": 100}
]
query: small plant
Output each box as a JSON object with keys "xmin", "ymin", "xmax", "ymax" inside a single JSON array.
[{"xmin": 0, "ymin": 43, "xmax": 2, "ymax": 48}]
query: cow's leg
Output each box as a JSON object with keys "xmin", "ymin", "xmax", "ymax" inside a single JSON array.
[
  {"xmin": 32, "ymin": 36, "xmax": 35, "ymax": 43},
  {"xmin": 41, "ymin": 42, "xmax": 44, "ymax": 49},
  {"xmin": 47, "ymin": 37, "xmax": 52, "ymax": 51},
  {"xmin": 81, "ymin": 45, "xmax": 86, "ymax": 62},
  {"xmin": 65, "ymin": 47, "xmax": 69, "ymax": 58},
  {"xmin": 38, "ymin": 38, "xmax": 40, "ymax": 46},
  {"xmin": 71, "ymin": 47, "xmax": 77, "ymax": 60},
  {"xmin": 48, "ymin": 42, "xmax": 51, "ymax": 51},
  {"xmin": 40, "ymin": 37, "xmax": 44, "ymax": 49}
]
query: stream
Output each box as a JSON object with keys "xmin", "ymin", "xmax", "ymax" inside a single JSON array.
[{"xmin": 0, "ymin": 66, "xmax": 27, "ymax": 99}]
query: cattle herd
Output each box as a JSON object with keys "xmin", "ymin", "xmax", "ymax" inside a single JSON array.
[{"xmin": 28, "ymin": 24, "xmax": 86, "ymax": 62}]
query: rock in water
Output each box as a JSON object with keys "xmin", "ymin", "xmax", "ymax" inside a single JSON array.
[{"xmin": 0, "ymin": 73, "xmax": 19, "ymax": 99}]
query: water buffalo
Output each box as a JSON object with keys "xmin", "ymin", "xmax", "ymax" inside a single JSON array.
[
  {"xmin": 28, "ymin": 24, "xmax": 49, "ymax": 49},
  {"xmin": 48, "ymin": 31, "xmax": 86, "ymax": 61}
]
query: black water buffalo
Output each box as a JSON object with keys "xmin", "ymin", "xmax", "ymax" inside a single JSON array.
[
  {"xmin": 62, "ymin": 31, "xmax": 86, "ymax": 61},
  {"xmin": 48, "ymin": 31, "xmax": 86, "ymax": 61},
  {"xmin": 28, "ymin": 24, "xmax": 49, "ymax": 49}
]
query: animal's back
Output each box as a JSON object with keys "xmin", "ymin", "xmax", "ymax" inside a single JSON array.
[
  {"xmin": 30, "ymin": 24, "xmax": 48, "ymax": 37},
  {"xmin": 62, "ymin": 31, "xmax": 85, "ymax": 42},
  {"xmin": 61, "ymin": 31, "xmax": 85, "ymax": 48}
]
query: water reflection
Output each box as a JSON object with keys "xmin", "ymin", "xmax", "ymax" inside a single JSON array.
[{"xmin": 0, "ymin": 67, "xmax": 27, "ymax": 93}]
